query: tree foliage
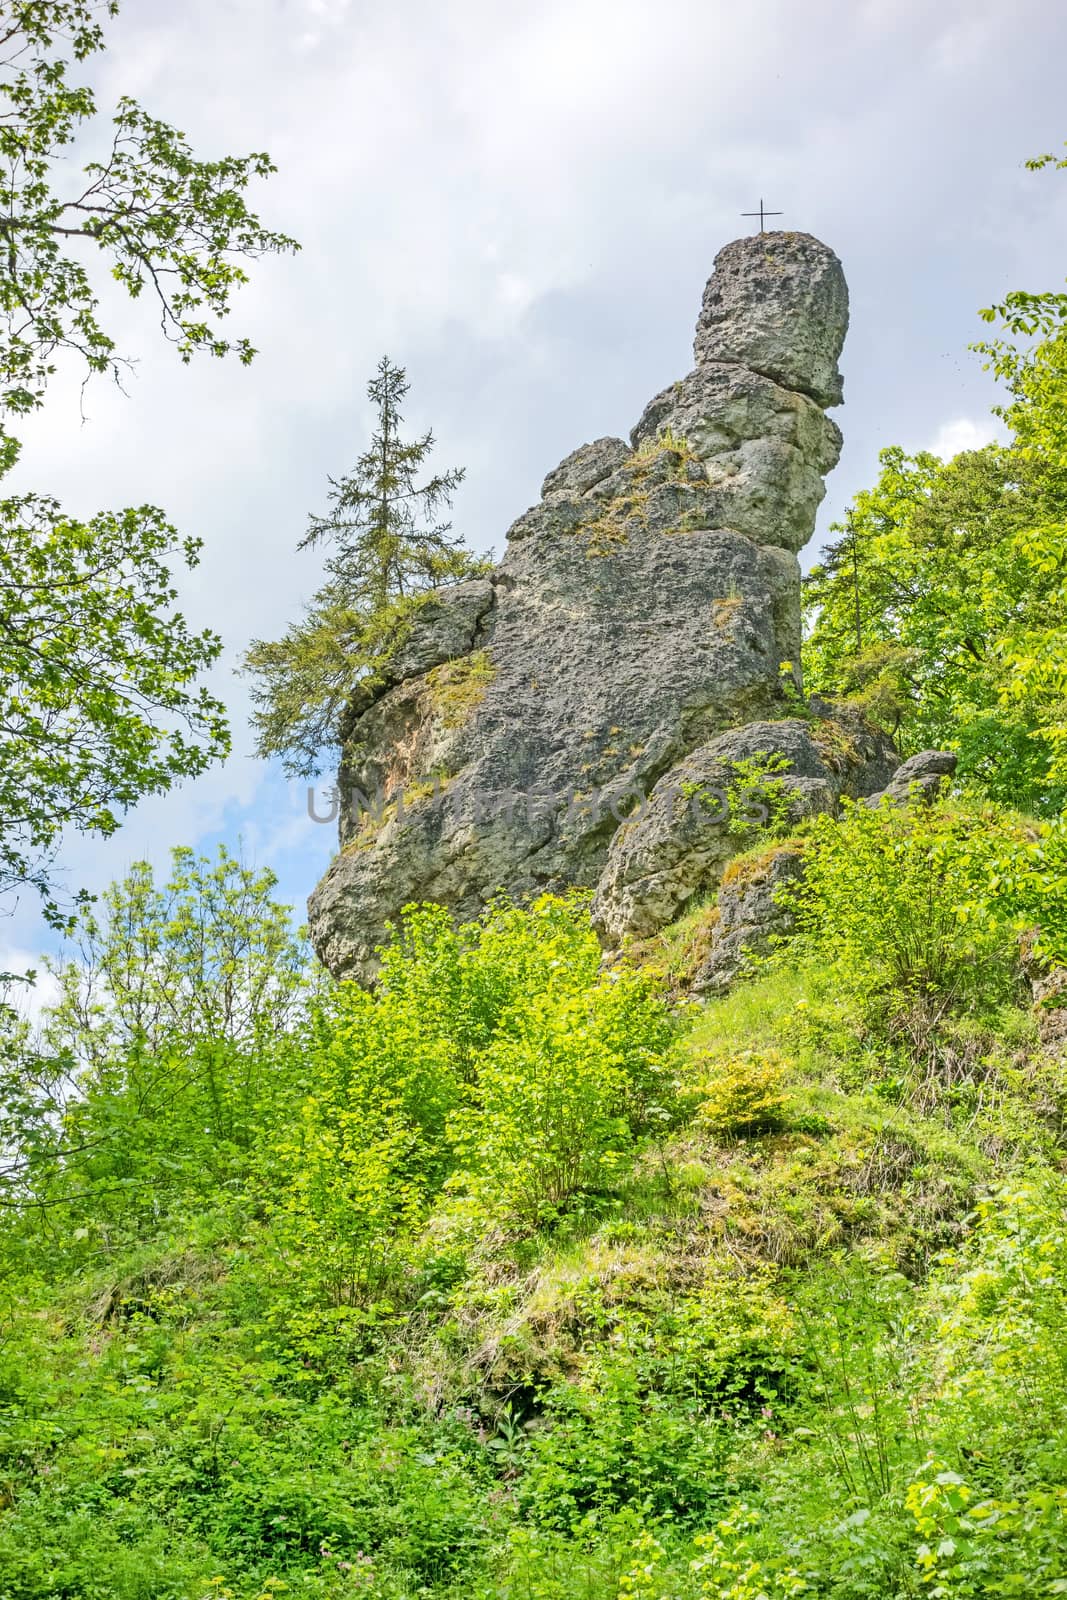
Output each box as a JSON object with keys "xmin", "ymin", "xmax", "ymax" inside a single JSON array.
[
  {"xmin": 42, "ymin": 844, "xmax": 314, "ymax": 1066},
  {"xmin": 0, "ymin": 0, "xmax": 297, "ymax": 418},
  {"xmin": 245, "ymin": 357, "xmax": 487, "ymax": 777},
  {"xmin": 804, "ymin": 148, "xmax": 1067, "ymax": 816},
  {"xmin": 0, "ymin": 497, "xmax": 228, "ymax": 924},
  {"xmin": 303, "ymin": 356, "xmax": 470, "ymax": 609},
  {"xmin": 803, "ymin": 443, "xmax": 1064, "ymax": 812},
  {"xmin": 0, "ymin": 1, "xmax": 295, "ymax": 919},
  {"xmin": 0, "ymin": 845, "xmax": 314, "ymax": 1243}
]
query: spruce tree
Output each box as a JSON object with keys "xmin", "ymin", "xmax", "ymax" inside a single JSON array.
[{"xmin": 245, "ymin": 357, "xmax": 485, "ymax": 776}]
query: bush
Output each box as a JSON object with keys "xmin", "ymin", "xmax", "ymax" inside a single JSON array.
[
  {"xmin": 518, "ymin": 1370, "xmax": 737, "ymax": 1529},
  {"xmin": 694, "ymin": 1049, "xmax": 790, "ymax": 1139},
  {"xmin": 725, "ymin": 753, "xmax": 798, "ymax": 844},
  {"xmin": 791, "ymin": 798, "xmax": 1026, "ymax": 1016},
  {"xmin": 271, "ymin": 896, "xmax": 680, "ymax": 1301},
  {"xmin": 447, "ymin": 965, "xmax": 677, "ymax": 1227},
  {"xmin": 688, "ymin": 1502, "xmax": 809, "ymax": 1599},
  {"xmin": 995, "ymin": 813, "xmax": 1067, "ymax": 971}
]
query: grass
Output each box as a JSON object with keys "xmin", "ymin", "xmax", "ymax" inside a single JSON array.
[
  {"xmin": 426, "ymin": 648, "xmax": 495, "ymax": 729},
  {"xmin": 575, "ymin": 429, "xmax": 718, "ymax": 555}
]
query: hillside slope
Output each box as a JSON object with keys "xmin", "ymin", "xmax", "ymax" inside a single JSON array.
[{"xmin": 2, "ymin": 799, "xmax": 1065, "ymax": 1599}]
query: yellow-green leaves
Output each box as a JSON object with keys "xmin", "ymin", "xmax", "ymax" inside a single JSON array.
[{"xmin": 272, "ymin": 896, "xmax": 679, "ymax": 1303}]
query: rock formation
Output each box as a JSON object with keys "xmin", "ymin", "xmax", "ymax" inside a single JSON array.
[
  {"xmin": 690, "ymin": 843, "xmax": 808, "ymax": 997},
  {"xmin": 684, "ymin": 746, "xmax": 960, "ymax": 998},
  {"xmin": 863, "ymin": 749, "xmax": 958, "ymax": 808},
  {"xmin": 309, "ymin": 232, "xmax": 893, "ymax": 983},
  {"xmin": 591, "ymin": 712, "xmax": 896, "ymax": 945}
]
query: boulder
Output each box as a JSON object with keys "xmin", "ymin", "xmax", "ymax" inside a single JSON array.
[
  {"xmin": 591, "ymin": 712, "xmax": 896, "ymax": 944},
  {"xmin": 864, "ymin": 749, "xmax": 958, "ymax": 808},
  {"xmin": 690, "ymin": 844, "xmax": 807, "ymax": 996},
  {"xmin": 693, "ymin": 231, "xmax": 849, "ymax": 406}
]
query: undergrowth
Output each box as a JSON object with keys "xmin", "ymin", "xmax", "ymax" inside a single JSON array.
[{"xmin": 1, "ymin": 802, "xmax": 1065, "ymax": 1598}]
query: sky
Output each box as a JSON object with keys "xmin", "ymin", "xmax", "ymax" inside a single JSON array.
[{"xmin": 6, "ymin": 0, "xmax": 1067, "ymax": 990}]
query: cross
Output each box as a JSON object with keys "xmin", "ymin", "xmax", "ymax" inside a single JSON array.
[{"xmin": 741, "ymin": 199, "xmax": 783, "ymax": 233}]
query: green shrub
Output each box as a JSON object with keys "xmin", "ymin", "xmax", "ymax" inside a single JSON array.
[
  {"xmin": 518, "ymin": 1369, "xmax": 737, "ymax": 1529},
  {"xmin": 725, "ymin": 753, "xmax": 797, "ymax": 844},
  {"xmin": 687, "ymin": 1503, "xmax": 809, "ymax": 1599},
  {"xmin": 447, "ymin": 964, "xmax": 678, "ymax": 1227},
  {"xmin": 931, "ymin": 1178, "xmax": 1067, "ymax": 1472},
  {"xmin": 693, "ymin": 1049, "xmax": 790, "ymax": 1139},
  {"xmin": 791, "ymin": 798, "xmax": 1026, "ymax": 1015},
  {"xmin": 907, "ymin": 1465, "xmax": 1067, "ymax": 1598},
  {"xmin": 271, "ymin": 896, "xmax": 679, "ymax": 1301},
  {"xmin": 994, "ymin": 813, "xmax": 1067, "ymax": 970},
  {"xmin": 271, "ymin": 911, "xmax": 469, "ymax": 1305}
]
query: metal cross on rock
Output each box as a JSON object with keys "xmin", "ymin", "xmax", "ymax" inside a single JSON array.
[{"xmin": 741, "ymin": 199, "xmax": 783, "ymax": 233}]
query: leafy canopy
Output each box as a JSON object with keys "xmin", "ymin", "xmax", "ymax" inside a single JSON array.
[
  {"xmin": 0, "ymin": 1, "xmax": 296, "ymax": 923},
  {"xmin": 0, "ymin": 497, "xmax": 229, "ymax": 924},
  {"xmin": 802, "ymin": 444, "xmax": 1063, "ymax": 812},
  {"xmin": 245, "ymin": 357, "xmax": 487, "ymax": 777},
  {"xmin": 42, "ymin": 843, "xmax": 315, "ymax": 1066},
  {"xmin": 804, "ymin": 147, "xmax": 1067, "ymax": 816},
  {"xmin": 0, "ymin": 0, "xmax": 297, "ymax": 419}
]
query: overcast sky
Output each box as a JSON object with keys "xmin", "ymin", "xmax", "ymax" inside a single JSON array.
[{"xmin": 7, "ymin": 0, "xmax": 1067, "ymax": 983}]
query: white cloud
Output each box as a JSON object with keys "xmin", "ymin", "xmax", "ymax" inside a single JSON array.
[
  {"xmin": 0, "ymin": 948, "xmax": 62, "ymax": 1029},
  {"xmin": 928, "ymin": 416, "xmax": 1003, "ymax": 459}
]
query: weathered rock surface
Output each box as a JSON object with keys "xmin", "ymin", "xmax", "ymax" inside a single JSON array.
[
  {"xmin": 309, "ymin": 233, "xmax": 855, "ymax": 983},
  {"xmin": 690, "ymin": 844, "xmax": 807, "ymax": 996},
  {"xmin": 864, "ymin": 749, "xmax": 958, "ymax": 808},
  {"xmin": 591, "ymin": 714, "xmax": 897, "ymax": 945},
  {"xmin": 1029, "ymin": 965, "xmax": 1067, "ymax": 1054},
  {"xmin": 693, "ymin": 233, "xmax": 849, "ymax": 407}
]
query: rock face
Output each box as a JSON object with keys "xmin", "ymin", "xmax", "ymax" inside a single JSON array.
[
  {"xmin": 690, "ymin": 844, "xmax": 808, "ymax": 997},
  {"xmin": 1028, "ymin": 965, "xmax": 1067, "ymax": 1054},
  {"xmin": 693, "ymin": 234, "xmax": 849, "ymax": 408},
  {"xmin": 591, "ymin": 713, "xmax": 897, "ymax": 945},
  {"xmin": 309, "ymin": 232, "xmax": 857, "ymax": 983}
]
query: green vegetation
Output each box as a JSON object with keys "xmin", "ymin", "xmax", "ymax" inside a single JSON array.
[
  {"xmin": 425, "ymin": 650, "xmax": 496, "ymax": 729},
  {"xmin": 2, "ymin": 795, "xmax": 1065, "ymax": 1598},
  {"xmin": 629, "ymin": 427, "xmax": 703, "ymax": 481},
  {"xmin": 0, "ymin": 1, "xmax": 294, "ymax": 926},
  {"xmin": 804, "ymin": 152, "xmax": 1067, "ymax": 816},
  {"xmin": 244, "ymin": 359, "xmax": 488, "ymax": 776},
  {"xmin": 724, "ymin": 754, "xmax": 798, "ymax": 844},
  {"xmin": 580, "ymin": 484, "xmax": 650, "ymax": 556},
  {"xmin": 3, "ymin": 70, "xmax": 1067, "ymax": 1600},
  {"xmin": 578, "ymin": 431, "xmax": 710, "ymax": 555}
]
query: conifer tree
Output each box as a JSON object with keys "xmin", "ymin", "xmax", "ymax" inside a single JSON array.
[
  {"xmin": 245, "ymin": 358, "xmax": 485, "ymax": 777},
  {"xmin": 304, "ymin": 357, "xmax": 468, "ymax": 606}
]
